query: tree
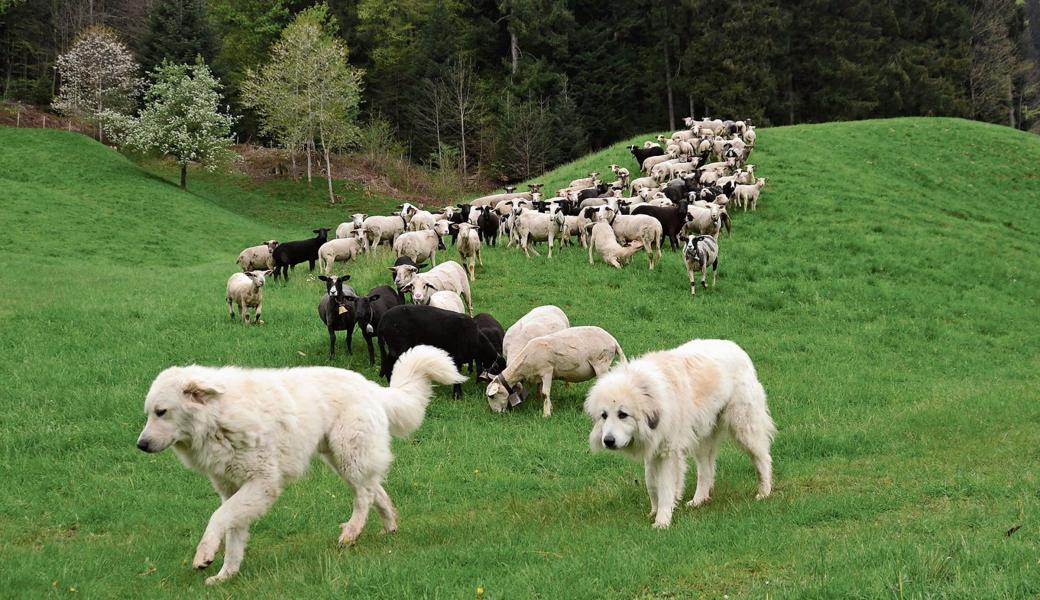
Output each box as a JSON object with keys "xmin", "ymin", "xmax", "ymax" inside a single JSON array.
[
  {"xmin": 138, "ymin": 0, "xmax": 220, "ymax": 75},
  {"xmin": 106, "ymin": 59, "xmax": 236, "ymax": 190},
  {"xmin": 53, "ymin": 25, "xmax": 143, "ymax": 141},
  {"xmin": 969, "ymin": 0, "xmax": 1019, "ymax": 124},
  {"xmin": 243, "ymin": 5, "xmax": 363, "ymax": 203}
]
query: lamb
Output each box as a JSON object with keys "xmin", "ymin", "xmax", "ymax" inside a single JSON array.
[
  {"xmin": 610, "ymin": 214, "xmax": 663, "ymax": 269},
  {"xmin": 361, "ymin": 215, "xmax": 408, "ymax": 250},
  {"xmin": 393, "ymin": 229, "xmax": 446, "ymax": 266},
  {"xmin": 475, "ymin": 206, "xmax": 499, "ymax": 246},
  {"xmin": 483, "ymin": 326, "xmax": 626, "ymax": 417},
  {"xmin": 271, "ymin": 228, "xmax": 330, "ymax": 281},
  {"xmin": 236, "ymin": 240, "xmax": 279, "ymax": 272},
  {"xmin": 502, "ymin": 305, "xmax": 570, "ymax": 360},
  {"xmin": 683, "ymin": 234, "xmax": 719, "ymax": 295},
  {"xmin": 377, "ymin": 305, "xmax": 502, "ymax": 397},
  {"xmin": 683, "ymin": 204, "xmax": 731, "ymax": 239},
  {"xmin": 225, "ymin": 270, "xmax": 271, "ymax": 324},
  {"xmin": 400, "ymin": 260, "xmax": 473, "ymax": 315},
  {"xmin": 733, "ymin": 177, "xmax": 767, "ymax": 211},
  {"xmin": 317, "ymin": 274, "xmax": 357, "ymax": 359},
  {"xmin": 587, "ymin": 222, "xmax": 644, "ymax": 269},
  {"xmin": 452, "ymin": 222, "xmax": 483, "ymax": 281},
  {"xmin": 426, "ymin": 290, "xmax": 466, "ymax": 313},
  {"xmin": 609, "ymin": 164, "xmax": 631, "ymax": 188},
  {"xmin": 352, "ymin": 284, "xmax": 402, "ymax": 366},
  {"xmin": 515, "ymin": 207, "xmax": 565, "ymax": 258},
  {"xmin": 317, "ymin": 237, "xmax": 363, "ymax": 275}
]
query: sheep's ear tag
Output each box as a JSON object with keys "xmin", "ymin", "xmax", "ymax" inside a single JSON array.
[{"xmin": 338, "ymin": 305, "xmax": 349, "ymax": 315}]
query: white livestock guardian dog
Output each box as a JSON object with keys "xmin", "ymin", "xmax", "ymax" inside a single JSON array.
[
  {"xmin": 136, "ymin": 345, "xmax": 465, "ymax": 584},
  {"xmin": 584, "ymin": 339, "xmax": 775, "ymax": 529}
]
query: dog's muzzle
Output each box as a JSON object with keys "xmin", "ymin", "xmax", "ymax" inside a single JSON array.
[{"xmin": 603, "ymin": 435, "xmax": 617, "ymax": 449}]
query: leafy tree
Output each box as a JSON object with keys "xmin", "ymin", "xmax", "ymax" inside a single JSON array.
[
  {"xmin": 106, "ymin": 59, "xmax": 236, "ymax": 190},
  {"xmin": 243, "ymin": 4, "xmax": 363, "ymax": 203},
  {"xmin": 53, "ymin": 25, "xmax": 143, "ymax": 142},
  {"xmin": 138, "ymin": 0, "xmax": 219, "ymax": 75}
]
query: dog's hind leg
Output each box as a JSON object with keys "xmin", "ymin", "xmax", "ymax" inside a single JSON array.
[
  {"xmin": 373, "ymin": 485, "xmax": 398, "ymax": 533},
  {"xmin": 325, "ymin": 428, "xmax": 393, "ymax": 545},
  {"xmin": 725, "ymin": 395, "xmax": 775, "ymax": 501}
]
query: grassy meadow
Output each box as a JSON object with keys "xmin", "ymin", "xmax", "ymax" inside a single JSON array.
[{"xmin": 1, "ymin": 117, "xmax": 1038, "ymax": 598}]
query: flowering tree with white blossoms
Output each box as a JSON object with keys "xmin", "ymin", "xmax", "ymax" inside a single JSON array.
[
  {"xmin": 106, "ymin": 59, "xmax": 236, "ymax": 190},
  {"xmin": 53, "ymin": 26, "xmax": 143, "ymax": 142}
]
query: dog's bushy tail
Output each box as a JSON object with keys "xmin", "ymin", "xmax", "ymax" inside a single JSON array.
[{"xmin": 384, "ymin": 345, "xmax": 466, "ymax": 437}]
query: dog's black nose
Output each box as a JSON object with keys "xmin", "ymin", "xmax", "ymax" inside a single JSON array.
[
  {"xmin": 603, "ymin": 435, "xmax": 616, "ymax": 449},
  {"xmin": 137, "ymin": 439, "xmax": 150, "ymax": 452}
]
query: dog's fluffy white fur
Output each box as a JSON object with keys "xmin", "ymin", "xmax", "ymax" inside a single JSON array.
[
  {"xmin": 136, "ymin": 345, "xmax": 465, "ymax": 584},
  {"xmin": 584, "ymin": 339, "xmax": 775, "ymax": 528}
]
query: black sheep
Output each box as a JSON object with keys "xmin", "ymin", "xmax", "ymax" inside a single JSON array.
[
  {"xmin": 317, "ymin": 274, "xmax": 356, "ymax": 360},
  {"xmin": 627, "ymin": 145, "xmax": 664, "ymax": 171},
  {"xmin": 576, "ymin": 183, "xmax": 610, "ymax": 203},
  {"xmin": 377, "ymin": 305, "xmax": 504, "ymax": 399},
  {"xmin": 472, "ymin": 312, "xmax": 505, "ymax": 374},
  {"xmin": 272, "ymin": 228, "xmax": 330, "ymax": 281},
  {"xmin": 632, "ymin": 200, "xmax": 689, "ymax": 250},
  {"xmin": 476, "ymin": 206, "xmax": 500, "ymax": 246},
  {"xmin": 353, "ymin": 284, "xmax": 402, "ymax": 366}
]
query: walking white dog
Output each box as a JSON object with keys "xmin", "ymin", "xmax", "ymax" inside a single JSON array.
[
  {"xmin": 584, "ymin": 339, "xmax": 775, "ymax": 529},
  {"xmin": 136, "ymin": 345, "xmax": 465, "ymax": 584}
]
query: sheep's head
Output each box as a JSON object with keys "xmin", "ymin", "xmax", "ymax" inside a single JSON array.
[
  {"xmin": 485, "ymin": 375, "xmax": 528, "ymax": 412},
  {"xmin": 410, "ymin": 281, "xmax": 437, "ymax": 305},
  {"xmin": 352, "ymin": 214, "xmax": 366, "ymax": 227},
  {"xmin": 312, "ymin": 228, "xmax": 331, "ymax": 242},
  {"xmin": 388, "ymin": 264, "xmax": 419, "ymax": 291},
  {"xmin": 757, "ymin": 177, "xmax": 767, "ymax": 188},
  {"xmin": 264, "ymin": 240, "xmax": 279, "ymax": 251},
  {"xmin": 245, "ymin": 270, "xmax": 272, "ymax": 288}
]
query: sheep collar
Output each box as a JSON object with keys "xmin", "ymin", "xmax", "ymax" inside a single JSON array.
[{"xmin": 494, "ymin": 374, "xmax": 526, "ymax": 407}]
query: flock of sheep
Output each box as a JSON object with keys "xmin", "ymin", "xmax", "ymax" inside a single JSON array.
[{"xmin": 225, "ymin": 115, "xmax": 767, "ymax": 412}]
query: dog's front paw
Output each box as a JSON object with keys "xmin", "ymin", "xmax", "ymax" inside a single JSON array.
[
  {"xmin": 193, "ymin": 538, "xmax": 219, "ymax": 570},
  {"xmin": 205, "ymin": 572, "xmax": 232, "ymax": 585},
  {"xmin": 338, "ymin": 522, "xmax": 362, "ymax": 546},
  {"xmin": 687, "ymin": 493, "xmax": 710, "ymax": 508},
  {"xmin": 651, "ymin": 519, "xmax": 671, "ymax": 530}
]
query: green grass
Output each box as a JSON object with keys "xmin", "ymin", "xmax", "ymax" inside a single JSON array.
[{"xmin": 1, "ymin": 117, "xmax": 1039, "ymax": 598}]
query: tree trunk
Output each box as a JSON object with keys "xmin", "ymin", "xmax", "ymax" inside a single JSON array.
[
  {"xmin": 688, "ymin": 95, "xmax": 694, "ymax": 121},
  {"xmin": 320, "ymin": 128, "xmax": 335, "ymax": 204},
  {"xmin": 510, "ymin": 30, "xmax": 519, "ymax": 75},
  {"xmin": 459, "ymin": 99, "xmax": 467, "ymax": 176},
  {"xmin": 664, "ymin": 46, "xmax": 675, "ymax": 131},
  {"xmin": 305, "ymin": 140, "xmax": 313, "ymax": 185},
  {"xmin": 180, "ymin": 164, "xmax": 187, "ymax": 189}
]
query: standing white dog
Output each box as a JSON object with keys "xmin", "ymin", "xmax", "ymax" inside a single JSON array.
[
  {"xmin": 584, "ymin": 339, "xmax": 775, "ymax": 529},
  {"xmin": 136, "ymin": 345, "xmax": 465, "ymax": 584}
]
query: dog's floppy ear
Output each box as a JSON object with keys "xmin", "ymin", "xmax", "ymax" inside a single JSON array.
[
  {"xmin": 646, "ymin": 410, "xmax": 660, "ymax": 430},
  {"xmin": 184, "ymin": 379, "xmax": 222, "ymax": 403}
]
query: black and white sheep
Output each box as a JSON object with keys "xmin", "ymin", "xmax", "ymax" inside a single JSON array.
[{"xmin": 317, "ymin": 274, "xmax": 357, "ymax": 359}]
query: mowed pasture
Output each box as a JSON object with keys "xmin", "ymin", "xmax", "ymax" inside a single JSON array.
[{"xmin": 1, "ymin": 117, "xmax": 1039, "ymax": 598}]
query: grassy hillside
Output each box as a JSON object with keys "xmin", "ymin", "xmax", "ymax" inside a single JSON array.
[{"xmin": 1, "ymin": 118, "xmax": 1038, "ymax": 598}]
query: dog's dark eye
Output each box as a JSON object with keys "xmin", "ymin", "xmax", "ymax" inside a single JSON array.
[
  {"xmin": 601, "ymin": 411, "xmax": 608, "ymax": 420},
  {"xmin": 155, "ymin": 408, "xmax": 167, "ymax": 417},
  {"xmin": 617, "ymin": 411, "xmax": 629, "ymax": 419}
]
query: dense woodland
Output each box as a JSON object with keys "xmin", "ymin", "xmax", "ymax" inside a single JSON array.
[{"xmin": 2, "ymin": 0, "xmax": 1039, "ymax": 184}]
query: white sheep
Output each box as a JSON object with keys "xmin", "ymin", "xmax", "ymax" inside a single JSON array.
[
  {"xmin": 629, "ymin": 176, "xmax": 658, "ymax": 195},
  {"xmin": 743, "ymin": 126, "xmax": 757, "ymax": 146},
  {"xmin": 317, "ymin": 237, "xmax": 363, "ymax": 275},
  {"xmin": 683, "ymin": 204, "xmax": 730, "ymax": 239},
  {"xmin": 515, "ymin": 207, "xmax": 565, "ymax": 258},
  {"xmin": 402, "ymin": 260, "xmax": 473, "ymax": 315},
  {"xmin": 408, "ymin": 209, "xmax": 437, "ymax": 231},
  {"xmin": 484, "ymin": 326, "xmax": 626, "ymax": 417},
  {"xmin": 568, "ymin": 172, "xmax": 601, "ymax": 189},
  {"xmin": 426, "ymin": 290, "xmax": 466, "ymax": 313},
  {"xmin": 641, "ymin": 153, "xmax": 674, "ymax": 176},
  {"xmin": 587, "ymin": 222, "xmax": 643, "ymax": 269},
  {"xmin": 433, "ymin": 219, "xmax": 451, "ymax": 236},
  {"xmin": 502, "ymin": 305, "xmax": 570, "ymax": 360},
  {"xmin": 393, "ymin": 229, "xmax": 444, "ymax": 265},
  {"xmin": 236, "ymin": 240, "xmax": 279, "ymax": 272},
  {"xmin": 361, "ymin": 214, "xmax": 408, "ymax": 250},
  {"xmin": 609, "ymin": 164, "xmax": 631, "ymax": 188},
  {"xmin": 225, "ymin": 270, "xmax": 271, "ymax": 324},
  {"xmin": 335, "ymin": 222, "xmax": 358, "ymax": 239},
  {"xmin": 471, "ymin": 191, "xmax": 533, "ymax": 208},
  {"xmin": 610, "ymin": 214, "xmax": 663, "ymax": 270},
  {"xmin": 560, "ymin": 214, "xmax": 590, "ymax": 247},
  {"xmin": 733, "ymin": 178, "xmax": 767, "ymax": 211},
  {"xmin": 453, "ymin": 222, "xmax": 483, "ymax": 280}
]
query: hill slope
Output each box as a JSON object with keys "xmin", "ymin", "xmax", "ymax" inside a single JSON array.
[{"xmin": 1, "ymin": 119, "xmax": 1038, "ymax": 598}]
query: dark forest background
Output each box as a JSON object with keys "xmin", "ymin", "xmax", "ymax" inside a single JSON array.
[{"xmin": 2, "ymin": 0, "xmax": 1038, "ymax": 183}]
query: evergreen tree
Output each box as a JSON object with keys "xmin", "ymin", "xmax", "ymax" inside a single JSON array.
[{"xmin": 138, "ymin": 0, "xmax": 219, "ymax": 75}]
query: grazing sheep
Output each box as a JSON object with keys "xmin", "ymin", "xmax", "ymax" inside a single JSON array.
[
  {"xmin": 733, "ymin": 178, "xmax": 767, "ymax": 211},
  {"xmin": 452, "ymin": 222, "xmax": 483, "ymax": 281},
  {"xmin": 362, "ymin": 215, "xmax": 408, "ymax": 251},
  {"xmin": 473, "ymin": 313, "xmax": 505, "ymax": 361},
  {"xmin": 236, "ymin": 240, "xmax": 279, "ymax": 272},
  {"xmin": 588, "ymin": 222, "xmax": 643, "ymax": 269},
  {"xmin": 683, "ymin": 235, "xmax": 719, "ymax": 296},
  {"xmin": 393, "ymin": 229, "xmax": 446, "ymax": 266},
  {"xmin": 427, "ymin": 290, "xmax": 466, "ymax": 313},
  {"xmin": 317, "ymin": 274, "xmax": 357, "ymax": 359},
  {"xmin": 683, "ymin": 204, "xmax": 731, "ymax": 239},
  {"xmin": 226, "ymin": 270, "xmax": 271, "ymax": 324},
  {"xmin": 483, "ymin": 326, "xmax": 626, "ymax": 417},
  {"xmin": 352, "ymin": 285, "xmax": 402, "ymax": 366},
  {"xmin": 401, "ymin": 261, "xmax": 473, "ymax": 316},
  {"xmin": 515, "ymin": 208, "xmax": 565, "ymax": 258},
  {"xmin": 271, "ymin": 228, "xmax": 330, "ymax": 281},
  {"xmin": 317, "ymin": 237, "xmax": 363, "ymax": 275},
  {"xmin": 611, "ymin": 214, "xmax": 663, "ymax": 270},
  {"xmin": 502, "ymin": 305, "xmax": 570, "ymax": 360}
]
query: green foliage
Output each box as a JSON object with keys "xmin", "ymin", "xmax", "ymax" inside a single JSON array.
[
  {"xmin": 2, "ymin": 118, "xmax": 1039, "ymax": 597},
  {"xmin": 138, "ymin": 0, "xmax": 220, "ymax": 76},
  {"xmin": 105, "ymin": 59, "xmax": 236, "ymax": 188}
]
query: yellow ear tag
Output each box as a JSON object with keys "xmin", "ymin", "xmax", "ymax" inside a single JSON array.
[{"xmin": 338, "ymin": 306, "xmax": 349, "ymax": 315}]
